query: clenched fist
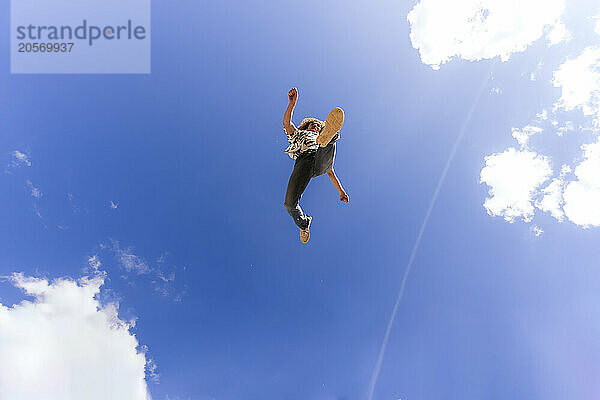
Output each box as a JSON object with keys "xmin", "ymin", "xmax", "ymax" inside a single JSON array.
[
  {"xmin": 340, "ymin": 191, "xmax": 349, "ymax": 203},
  {"xmin": 288, "ymin": 87, "xmax": 298, "ymax": 104}
]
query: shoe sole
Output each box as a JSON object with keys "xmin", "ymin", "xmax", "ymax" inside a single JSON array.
[
  {"xmin": 317, "ymin": 107, "xmax": 344, "ymax": 147},
  {"xmin": 300, "ymin": 215, "xmax": 312, "ymax": 243}
]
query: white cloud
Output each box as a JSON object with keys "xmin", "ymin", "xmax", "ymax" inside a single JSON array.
[
  {"xmin": 563, "ymin": 138, "xmax": 600, "ymax": 227},
  {"xmin": 407, "ymin": 0, "xmax": 565, "ymax": 69},
  {"xmin": 477, "ymin": 13, "xmax": 600, "ymax": 230},
  {"xmin": 480, "ymin": 148, "xmax": 552, "ymax": 222},
  {"xmin": 0, "ymin": 273, "xmax": 151, "ymax": 400},
  {"xmin": 546, "ymin": 20, "xmax": 572, "ymax": 46},
  {"xmin": 553, "ymin": 46, "xmax": 600, "ymax": 119},
  {"xmin": 512, "ymin": 125, "xmax": 543, "ymax": 148}
]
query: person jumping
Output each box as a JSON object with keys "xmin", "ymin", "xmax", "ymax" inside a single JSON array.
[{"xmin": 282, "ymin": 87, "xmax": 349, "ymax": 244}]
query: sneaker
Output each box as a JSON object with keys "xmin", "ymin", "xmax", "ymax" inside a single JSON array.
[
  {"xmin": 299, "ymin": 215, "xmax": 313, "ymax": 244},
  {"xmin": 316, "ymin": 107, "xmax": 344, "ymax": 147}
]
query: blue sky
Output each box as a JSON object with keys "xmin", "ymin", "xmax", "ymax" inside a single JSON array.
[{"xmin": 2, "ymin": 1, "xmax": 600, "ymax": 399}]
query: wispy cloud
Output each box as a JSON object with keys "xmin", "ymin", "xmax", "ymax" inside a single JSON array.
[
  {"xmin": 100, "ymin": 241, "xmax": 184, "ymax": 300},
  {"xmin": 10, "ymin": 150, "xmax": 31, "ymax": 167},
  {"xmin": 106, "ymin": 240, "xmax": 151, "ymax": 275},
  {"xmin": 535, "ymin": 165, "xmax": 571, "ymax": 221},
  {"xmin": 512, "ymin": 125, "xmax": 543, "ymax": 149},
  {"xmin": 530, "ymin": 61, "xmax": 544, "ymax": 82},
  {"xmin": 532, "ymin": 225, "xmax": 544, "ymax": 236},
  {"xmin": 32, "ymin": 202, "xmax": 47, "ymax": 229},
  {"xmin": 67, "ymin": 192, "xmax": 82, "ymax": 214},
  {"xmin": 145, "ymin": 357, "xmax": 159, "ymax": 384},
  {"xmin": 536, "ymin": 109, "xmax": 549, "ymax": 121},
  {"xmin": 25, "ymin": 180, "xmax": 42, "ymax": 198},
  {"xmin": 87, "ymin": 255, "xmax": 103, "ymax": 273}
]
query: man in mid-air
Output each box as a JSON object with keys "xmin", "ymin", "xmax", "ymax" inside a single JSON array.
[{"xmin": 282, "ymin": 87, "xmax": 349, "ymax": 243}]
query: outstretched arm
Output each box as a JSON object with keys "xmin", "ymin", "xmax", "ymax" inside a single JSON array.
[
  {"xmin": 283, "ymin": 87, "xmax": 298, "ymax": 136},
  {"xmin": 327, "ymin": 168, "xmax": 349, "ymax": 203}
]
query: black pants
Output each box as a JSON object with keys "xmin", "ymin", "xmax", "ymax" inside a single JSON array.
[{"xmin": 284, "ymin": 141, "xmax": 336, "ymax": 229}]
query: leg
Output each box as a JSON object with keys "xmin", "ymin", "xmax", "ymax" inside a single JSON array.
[
  {"xmin": 284, "ymin": 151, "xmax": 315, "ymax": 229},
  {"xmin": 312, "ymin": 141, "xmax": 336, "ymax": 178}
]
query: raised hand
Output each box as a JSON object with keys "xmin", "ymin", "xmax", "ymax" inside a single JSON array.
[{"xmin": 288, "ymin": 87, "xmax": 298, "ymax": 104}]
